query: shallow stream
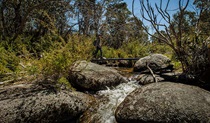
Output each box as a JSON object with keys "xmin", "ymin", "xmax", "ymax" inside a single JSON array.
[
  {"xmin": 96, "ymin": 80, "xmax": 140, "ymax": 123},
  {"xmin": 84, "ymin": 68, "xmax": 141, "ymax": 123}
]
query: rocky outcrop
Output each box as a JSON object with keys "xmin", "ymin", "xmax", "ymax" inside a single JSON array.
[
  {"xmin": 133, "ymin": 54, "xmax": 173, "ymax": 72},
  {"xmin": 68, "ymin": 60, "xmax": 127, "ymax": 91},
  {"xmin": 115, "ymin": 82, "xmax": 210, "ymax": 123},
  {"xmin": 136, "ymin": 74, "xmax": 164, "ymax": 85},
  {"xmin": 136, "ymin": 72, "xmax": 181, "ymax": 85},
  {"xmin": 0, "ymin": 83, "xmax": 94, "ymax": 123}
]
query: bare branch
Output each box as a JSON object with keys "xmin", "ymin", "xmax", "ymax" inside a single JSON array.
[
  {"xmin": 155, "ymin": 3, "xmax": 170, "ymax": 23},
  {"xmin": 146, "ymin": 62, "xmax": 157, "ymax": 83},
  {"xmin": 133, "ymin": 0, "xmax": 175, "ymax": 48}
]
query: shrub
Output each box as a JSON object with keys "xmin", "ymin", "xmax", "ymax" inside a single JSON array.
[
  {"xmin": 102, "ymin": 46, "xmax": 119, "ymax": 58},
  {"xmin": 149, "ymin": 43, "xmax": 172, "ymax": 54},
  {"xmin": 102, "ymin": 40, "xmax": 150, "ymax": 59},
  {"xmin": 121, "ymin": 41, "xmax": 149, "ymax": 58},
  {"xmin": 0, "ymin": 46, "xmax": 20, "ymax": 74},
  {"xmin": 41, "ymin": 35, "xmax": 93, "ymax": 78}
]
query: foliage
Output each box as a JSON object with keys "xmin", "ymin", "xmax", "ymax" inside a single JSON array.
[
  {"xmin": 193, "ymin": 0, "xmax": 210, "ymax": 35},
  {"xmin": 148, "ymin": 43, "xmax": 172, "ymax": 55},
  {"xmin": 102, "ymin": 46, "xmax": 119, "ymax": 58},
  {"xmin": 0, "ymin": 0, "xmax": 72, "ymax": 38},
  {"xmin": 105, "ymin": 1, "xmax": 131, "ymax": 48},
  {"xmin": 102, "ymin": 40, "xmax": 171, "ymax": 59},
  {"xmin": 0, "ymin": 34, "xmax": 94, "ymax": 84},
  {"xmin": 0, "ymin": 0, "xmax": 148, "ymax": 50},
  {"xmin": 41, "ymin": 35, "xmax": 93, "ymax": 77},
  {"xmin": 0, "ymin": 44, "xmax": 19, "ymax": 71},
  {"xmin": 121, "ymin": 41, "xmax": 150, "ymax": 58}
]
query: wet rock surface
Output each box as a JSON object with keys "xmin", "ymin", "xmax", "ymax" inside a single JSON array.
[
  {"xmin": 0, "ymin": 83, "xmax": 94, "ymax": 123},
  {"xmin": 68, "ymin": 60, "xmax": 127, "ymax": 91},
  {"xmin": 115, "ymin": 82, "xmax": 210, "ymax": 123}
]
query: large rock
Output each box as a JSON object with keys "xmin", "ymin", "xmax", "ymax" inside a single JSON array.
[
  {"xmin": 115, "ymin": 82, "xmax": 210, "ymax": 123},
  {"xmin": 136, "ymin": 72, "xmax": 181, "ymax": 85},
  {"xmin": 133, "ymin": 54, "xmax": 173, "ymax": 72},
  {"xmin": 136, "ymin": 74, "xmax": 165, "ymax": 85},
  {"xmin": 0, "ymin": 83, "xmax": 94, "ymax": 123},
  {"xmin": 68, "ymin": 60, "xmax": 127, "ymax": 91}
]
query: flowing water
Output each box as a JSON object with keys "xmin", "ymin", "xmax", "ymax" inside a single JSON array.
[
  {"xmin": 78, "ymin": 68, "xmax": 141, "ymax": 123},
  {"xmin": 95, "ymin": 80, "xmax": 140, "ymax": 123},
  {"xmin": 79, "ymin": 66, "xmax": 141, "ymax": 123}
]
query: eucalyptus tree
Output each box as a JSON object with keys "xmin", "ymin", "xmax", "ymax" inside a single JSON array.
[
  {"xmin": 72, "ymin": 0, "xmax": 94, "ymax": 35},
  {"xmin": 105, "ymin": 1, "xmax": 131, "ymax": 48},
  {"xmin": 193, "ymin": 0, "xmax": 210, "ymax": 36},
  {"xmin": 0, "ymin": 0, "xmax": 73, "ymax": 39},
  {"xmin": 126, "ymin": 17, "xmax": 148, "ymax": 43},
  {"xmin": 72, "ymin": 0, "xmax": 110, "ymax": 36}
]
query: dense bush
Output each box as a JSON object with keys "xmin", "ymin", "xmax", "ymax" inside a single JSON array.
[
  {"xmin": 0, "ymin": 35, "xmax": 94, "ymax": 84},
  {"xmin": 40, "ymin": 35, "xmax": 93, "ymax": 77},
  {"xmin": 102, "ymin": 41, "xmax": 150, "ymax": 58},
  {"xmin": 0, "ymin": 34, "xmax": 179, "ymax": 85},
  {"xmin": 121, "ymin": 41, "xmax": 150, "ymax": 58},
  {"xmin": 0, "ymin": 46, "xmax": 19, "ymax": 75},
  {"xmin": 102, "ymin": 40, "xmax": 173, "ymax": 59}
]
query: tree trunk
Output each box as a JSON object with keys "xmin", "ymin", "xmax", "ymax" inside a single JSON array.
[{"xmin": 14, "ymin": 1, "xmax": 22, "ymax": 34}]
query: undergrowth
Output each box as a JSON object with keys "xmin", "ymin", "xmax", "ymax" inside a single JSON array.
[{"xmin": 0, "ymin": 34, "xmax": 179, "ymax": 88}]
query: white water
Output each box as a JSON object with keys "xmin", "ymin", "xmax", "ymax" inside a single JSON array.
[{"xmin": 94, "ymin": 80, "xmax": 140, "ymax": 123}]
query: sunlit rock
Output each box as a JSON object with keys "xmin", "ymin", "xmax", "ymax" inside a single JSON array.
[
  {"xmin": 133, "ymin": 54, "xmax": 173, "ymax": 72},
  {"xmin": 0, "ymin": 83, "xmax": 94, "ymax": 123},
  {"xmin": 68, "ymin": 60, "xmax": 127, "ymax": 91},
  {"xmin": 115, "ymin": 82, "xmax": 210, "ymax": 123}
]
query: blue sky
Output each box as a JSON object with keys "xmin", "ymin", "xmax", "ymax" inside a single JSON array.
[
  {"xmin": 123, "ymin": 0, "xmax": 195, "ymax": 33},
  {"xmin": 123, "ymin": 0, "xmax": 195, "ymax": 14}
]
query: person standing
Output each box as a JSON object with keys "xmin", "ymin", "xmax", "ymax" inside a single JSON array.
[{"xmin": 93, "ymin": 34, "xmax": 103, "ymax": 59}]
